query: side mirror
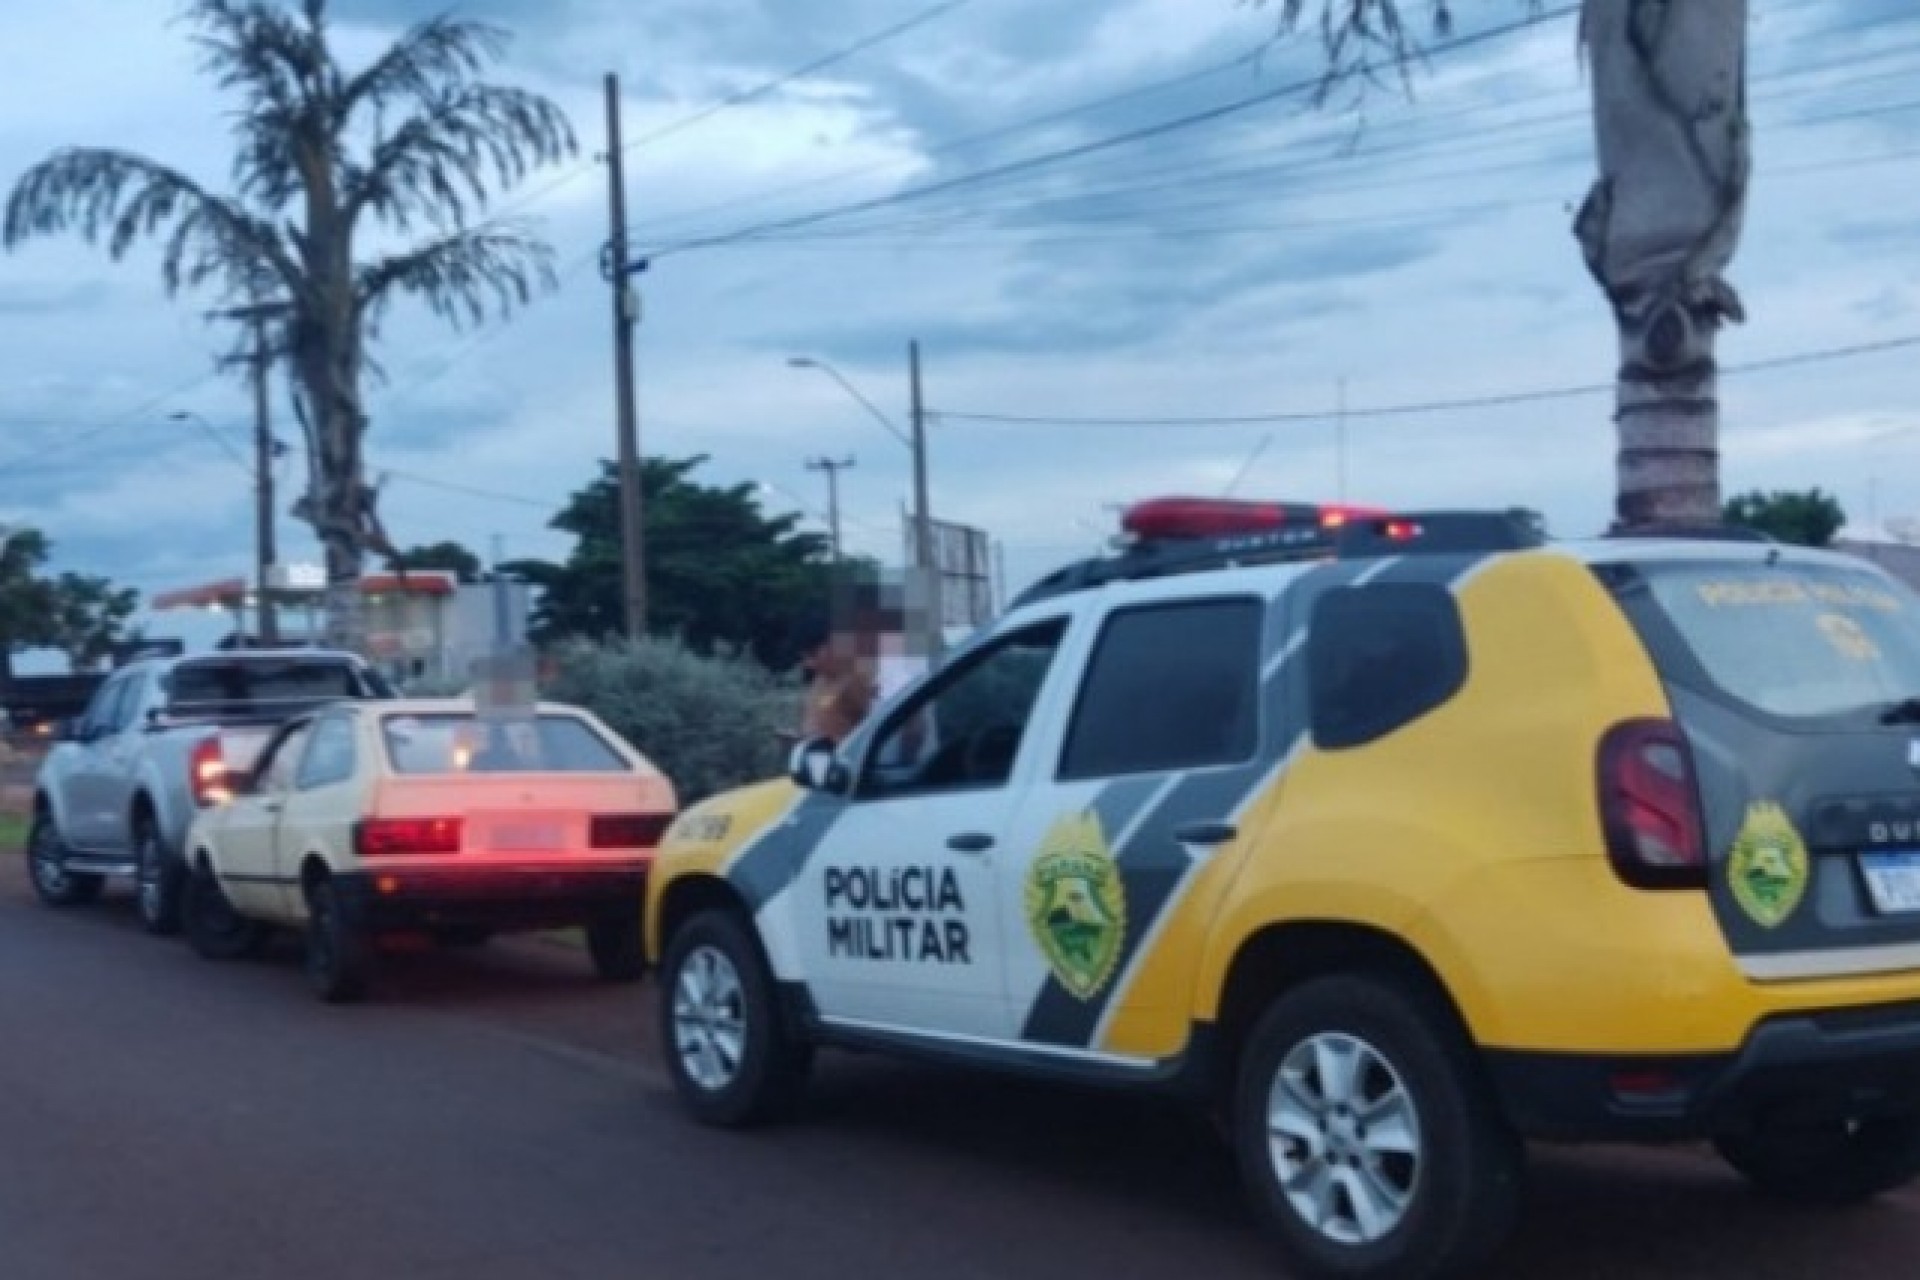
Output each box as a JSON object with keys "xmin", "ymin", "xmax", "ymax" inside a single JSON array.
[{"xmin": 787, "ymin": 736, "xmax": 847, "ymax": 793}]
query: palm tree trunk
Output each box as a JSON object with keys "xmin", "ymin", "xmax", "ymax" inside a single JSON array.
[
  {"xmin": 292, "ymin": 313, "xmax": 371, "ymax": 656},
  {"xmin": 1576, "ymin": 0, "xmax": 1750, "ymax": 530}
]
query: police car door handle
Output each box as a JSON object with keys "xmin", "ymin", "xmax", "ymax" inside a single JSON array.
[
  {"xmin": 946, "ymin": 832, "xmax": 995, "ymax": 854},
  {"xmin": 1175, "ymin": 822, "xmax": 1237, "ymax": 847}
]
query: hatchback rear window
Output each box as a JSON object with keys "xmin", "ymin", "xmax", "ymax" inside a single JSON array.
[
  {"xmin": 1614, "ymin": 559, "xmax": 1920, "ymax": 722},
  {"xmin": 381, "ymin": 713, "xmax": 631, "ymax": 775}
]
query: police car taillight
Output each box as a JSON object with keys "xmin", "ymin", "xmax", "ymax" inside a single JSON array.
[
  {"xmin": 1597, "ymin": 719, "xmax": 1707, "ymax": 890},
  {"xmin": 1122, "ymin": 498, "xmax": 1390, "ymax": 542}
]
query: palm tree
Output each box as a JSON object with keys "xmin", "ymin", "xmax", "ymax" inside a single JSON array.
[
  {"xmin": 1269, "ymin": 0, "xmax": 1749, "ymax": 529},
  {"xmin": 4, "ymin": 0, "xmax": 576, "ymax": 649}
]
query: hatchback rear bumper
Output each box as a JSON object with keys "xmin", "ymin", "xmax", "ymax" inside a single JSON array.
[
  {"xmin": 332, "ymin": 863, "xmax": 648, "ymax": 935},
  {"xmin": 1488, "ymin": 999, "xmax": 1920, "ymax": 1142}
]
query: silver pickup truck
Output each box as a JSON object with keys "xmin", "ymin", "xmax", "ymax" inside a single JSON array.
[{"xmin": 27, "ymin": 649, "xmax": 395, "ymax": 933}]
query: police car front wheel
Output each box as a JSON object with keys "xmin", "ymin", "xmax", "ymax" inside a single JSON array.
[
  {"xmin": 660, "ymin": 909, "xmax": 812, "ymax": 1127},
  {"xmin": 1234, "ymin": 974, "xmax": 1523, "ymax": 1280}
]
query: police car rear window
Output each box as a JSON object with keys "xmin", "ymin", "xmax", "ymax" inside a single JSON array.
[{"xmin": 1624, "ymin": 561, "xmax": 1920, "ymax": 722}]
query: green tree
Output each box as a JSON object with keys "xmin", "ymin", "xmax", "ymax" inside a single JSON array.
[
  {"xmin": 510, "ymin": 457, "xmax": 852, "ymax": 672},
  {"xmin": 4, "ymin": 0, "xmax": 575, "ymax": 654},
  {"xmin": 0, "ymin": 531, "xmax": 58, "ymax": 684},
  {"xmin": 46, "ymin": 573, "xmax": 143, "ymax": 671},
  {"xmin": 1723, "ymin": 488, "xmax": 1846, "ymax": 548},
  {"xmin": 1265, "ymin": 0, "xmax": 1748, "ymax": 530},
  {"xmin": 393, "ymin": 541, "xmax": 485, "ymax": 584}
]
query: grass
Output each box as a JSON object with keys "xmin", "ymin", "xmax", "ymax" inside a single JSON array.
[{"xmin": 0, "ymin": 811, "xmax": 27, "ymax": 853}]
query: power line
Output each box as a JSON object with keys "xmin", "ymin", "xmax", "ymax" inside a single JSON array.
[
  {"xmin": 639, "ymin": 6, "xmax": 1584, "ymax": 261},
  {"xmin": 933, "ymin": 334, "xmax": 1920, "ymax": 428},
  {"xmin": 483, "ymin": 0, "xmax": 976, "ymax": 224}
]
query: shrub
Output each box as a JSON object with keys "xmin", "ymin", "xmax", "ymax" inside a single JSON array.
[{"xmin": 542, "ymin": 636, "xmax": 801, "ymax": 806}]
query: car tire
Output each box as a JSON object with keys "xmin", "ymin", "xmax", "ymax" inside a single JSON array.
[
  {"xmin": 134, "ymin": 813, "xmax": 184, "ymax": 937},
  {"xmin": 305, "ymin": 880, "xmax": 373, "ymax": 1005},
  {"xmin": 1233, "ymin": 974, "xmax": 1524, "ymax": 1280},
  {"xmin": 1715, "ymin": 1114, "xmax": 1920, "ymax": 1207},
  {"xmin": 658, "ymin": 908, "xmax": 812, "ymax": 1127},
  {"xmin": 27, "ymin": 807, "xmax": 104, "ymax": 908},
  {"xmin": 586, "ymin": 911, "xmax": 647, "ymax": 983},
  {"xmin": 183, "ymin": 861, "xmax": 269, "ymax": 961}
]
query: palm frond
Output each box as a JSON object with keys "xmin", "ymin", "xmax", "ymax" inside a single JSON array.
[
  {"xmin": 356, "ymin": 224, "xmax": 557, "ymax": 333},
  {"xmin": 3, "ymin": 147, "xmax": 295, "ymax": 299},
  {"xmin": 345, "ymin": 84, "xmax": 575, "ymax": 232},
  {"xmin": 187, "ymin": 0, "xmax": 332, "ymax": 209},
  {"xmin": 342, "ymin": 13, "xmax": 511, "ymax": 117}
]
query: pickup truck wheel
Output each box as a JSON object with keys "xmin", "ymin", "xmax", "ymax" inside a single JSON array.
[
  {"xmin": 1234, "ymin": 975, "xmax": 1523, "ymax": 1280},
  {"xmin": 135, "ymin": 817, "xmax": 184, "ymax": 936},
  {"xmin": 27, "ymin": 809, "xmax": 102, "ymax": 908},
  {"xmin": 659, "ymin": 909, "xmax": 812, "ymax": 1127},
  {"xmin": 1715, "ymin": 1114, "xmax": 1920, "ymax": 1207},
  {"xmin": 305, "ymin": 881, "xmax": 373, "ymax": 1004},
  {"xmin": 586, "ymin": 912, "xmax": 646, "ymax": 982},
  {"xmin": 183, "ymin": 862, "xmax": 269, "ymax": 960}
]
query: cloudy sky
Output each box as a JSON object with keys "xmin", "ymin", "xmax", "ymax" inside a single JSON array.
[{"xmin": 2, "ymin": 0, "xmax": 1917, "ymax": 662}]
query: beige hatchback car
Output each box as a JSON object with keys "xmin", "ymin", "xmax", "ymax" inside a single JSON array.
[{"xmin": 182, "ymin": 698, "xmax": 677, "ymax": 1002}]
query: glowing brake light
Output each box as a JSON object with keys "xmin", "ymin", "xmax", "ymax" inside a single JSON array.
[
  {"xmin": 1122, "ymin": 497, "xmax": 1392, "ymax": 542},
  {"xmin": 190, "ymin": 737, "xmax": 230, "ymax": 807},
  {"xmin": 354, "ymin": 817, "xmax": 464, "ymax": 857}
]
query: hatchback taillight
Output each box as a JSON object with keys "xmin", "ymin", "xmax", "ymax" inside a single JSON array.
[
  {"xmin": 190, "ymin": 737, "xmax": 230, "ymax": 808},
  {"xmin": 589, "ymin": 813, "xmax": 672, "ymax": 849},
  {"xmin": 355, "ymin": 817, "xmax": 463, "ymax": 857},
  {"xmin": 1597, "ymin": 719, "xmax": 1707, "ymax": 890}
]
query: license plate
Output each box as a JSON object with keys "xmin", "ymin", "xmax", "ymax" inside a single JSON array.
[
  {"xmin": 482, "ymin": 819, "xmax": 567, "ymax": 852},
  {"xmin": 1860, "ymin": 851, "xmax": 1920, "ymax": 914}
]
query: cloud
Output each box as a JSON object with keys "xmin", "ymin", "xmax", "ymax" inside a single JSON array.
[{"xmin": 2, "ymin": 0, "xmax": 1917, "ymax": 637}]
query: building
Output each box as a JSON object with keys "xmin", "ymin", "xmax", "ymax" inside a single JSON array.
[{"xmin": 150, "ymin": 569, "xmax": 532, "ymax": 686}]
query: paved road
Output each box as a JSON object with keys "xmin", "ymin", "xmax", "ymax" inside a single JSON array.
[{"xmin": 4, "ymin": 853, "xmax": 1919, "ymax": 1280}]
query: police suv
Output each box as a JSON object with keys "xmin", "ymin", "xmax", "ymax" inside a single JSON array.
[{"xmin": 645, "ymin": 497, "xmax": 1920, "ymax": 1280}]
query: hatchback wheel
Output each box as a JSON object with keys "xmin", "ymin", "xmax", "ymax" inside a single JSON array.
[
  {"xmin": 183, "ymin": 861, "xmax": 268, "ymax": 960},
  {"xmin": 1235, "ymin": 975, "xmax": 1523, "ymax": 1280},
  {"xmin": 305, "ymin": 880, "xmax": 373, "ymax": 1004},
  {"xmin": 586, "ymin": 911, "xmax": 647, "ymax": 982},
  {"xmin": 27, "ymin": 808, "xmax": 102, "ymax": 908},
  {"xmin": 659, "ymin": 909, "xmax": 811, "ymax": 1127}
]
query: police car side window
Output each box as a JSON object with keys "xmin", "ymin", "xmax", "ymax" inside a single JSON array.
[
  {"xmin": 858, "ymin": 619, "xmax": 1068, "ymax": 800},
  {"xmin": 1059, "ymin": 598, "xmax": 1263, "ymax": 781},
  {"xmin": 1307, "ymin": 583, "xmax": 1468, "ymax": 751}
]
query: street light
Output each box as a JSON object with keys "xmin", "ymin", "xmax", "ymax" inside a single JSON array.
[{"xmin": 787, "ymin": 346, "xmax": 942, "ymax": 655}]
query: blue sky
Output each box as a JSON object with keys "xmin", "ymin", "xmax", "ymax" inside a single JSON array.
[{"xmin": 2, "ymin": 0, "xmax": 1918, "ymax": 665}]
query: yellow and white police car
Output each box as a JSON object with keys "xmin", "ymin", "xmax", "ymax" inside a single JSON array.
[{"xmin": 646, "ymin": 497, "xmax": 1920, "ymax": 1279}]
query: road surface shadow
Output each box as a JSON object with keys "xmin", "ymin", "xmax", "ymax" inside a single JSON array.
[{"xmin": 772, "ymin": 1052, "xmax": 1920, "ymax": 1278}]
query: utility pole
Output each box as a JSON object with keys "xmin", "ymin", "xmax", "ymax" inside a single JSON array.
[
  {"xmin": 209, "ymin": 301, "xmax": 285, "ymax": 645},
  {"xmin": 909, "ymin": 340, "xmax": 942, "ymax": 656},
  {"xmin": 805, "ymin": 456, "xmax": 856, "ymax": 562},
  {"xmin": 603, "ymin": 72, "xmax": 648, "ymax": 640}
]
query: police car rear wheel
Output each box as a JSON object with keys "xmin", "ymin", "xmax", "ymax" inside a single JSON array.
[
  {"xmin": 660, "ymin": 909, "xmax": 812, "ymax": 1127},
  {"xmin": 1235, "ymin": 974, "xmax": 1522, "ymax": 1280},
  {"xmin": 1715, "ymin": 1114, "xmax": 1920, "ymax": 1207}
]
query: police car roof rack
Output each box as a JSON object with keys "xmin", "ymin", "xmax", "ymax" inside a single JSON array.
[{"xmin": 1011, "ymin": 499, "xmax": 1545, "ymax": 610}]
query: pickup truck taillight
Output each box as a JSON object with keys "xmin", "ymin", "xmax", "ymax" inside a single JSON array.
[
  {"xmin": 190, "ymin": 738, "xmax": 230, "ymax": 807},
  {"xmin": 589, "ymin": 813, "xmax": 673, "ymax": 849},
  {"xmin": 354, "ymin": 817, "xmax": 463, "ymax": 857},
  {"xmin": 1598, "ymin": 719, "xmax": 1707, "ymax": 890}
]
